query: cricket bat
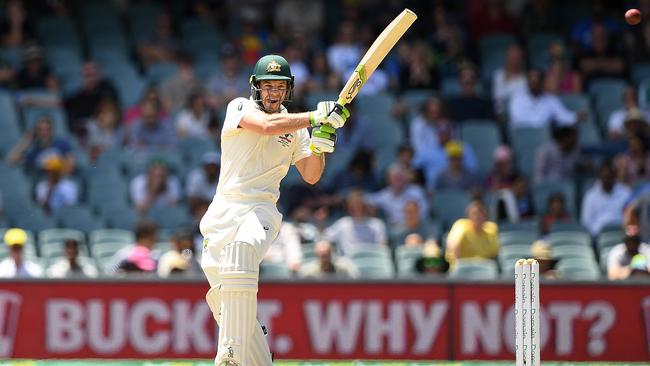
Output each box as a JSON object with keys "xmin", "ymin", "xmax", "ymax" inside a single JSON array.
[{"xmin": 336, "ymin": 8, "xmax": 417, "ymax": 107}]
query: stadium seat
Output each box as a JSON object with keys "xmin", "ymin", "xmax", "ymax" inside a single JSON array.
[
  {"xmin": 431, "ymin": 191, "xmax": 471, "ymax": 228},
  {"xmin": 260, "ymin": 261, "xmax": 291, "ymax": 279},
  {"xmin": 126, "ymin": 2, "xmax": 162, "ymax": 42},
  {"xmin": 449, "ymin": 259, "xmax": 498, "ymax": 280},
  {"xmin": 0, "ymin": 46, "xmax": 23, "ymax": 69},
  {"xmin": 558, "ymin": 94, "xmax": 601, "ymax": 145},
  {"xmin": 89, "ymin": 229, "xmax": 135, "ymax": 248},
  {"xmin": 527, "ymin": 33, "xmax": 563, "ymax": 70},
  {"xmin": 178, "ymin": 138, "xmax": 218, "ymax": 166},
  {"xmin": 181, "ymin": 19, "xmax": 222, "ymax": 51},
  {"xmin": 557, "ymin": 258, "xmax": 601, "ymax": 280},
  {"xmin": 146, "ymin": 62, "xmax": 179, "ymax": 84},
  {"xmin": 509, "ymin": 127, "xmax": 550, "ymax": 178},
  {"xmin": 499, "ymin": 231, "xmax": 537, "ymax": 247},
  {"xmin": 587, "ymin": 78, "xmax": 627, "ymax": 127},
  {"xmin": 147, "ymin": 206, "xmax": 193, "ymax": 231},
  {"xmin": 350, "ymin": 256, "xmax": 395, "ymax": 279},
  {"xmin": 478, "ymin": 34, "xmax": 515, "ymax": 81},
  {"xmin": 37, "ymin": 17, "xmax": 81, "ymax": 49},
  {"xmin": 400, "ymin": 89, "xmax": 435, "ymax": 119},
  {"xmin": 54, "ymin": 205, "xmax": 104, "ymax": 233},
  {"xmin": 12, "ymin": 208, "xmax": 56, "ymax": 233},
  {"xmin": 394, "ymin": 245, "xmax": 423, "ymax": 277},
  {"xmin": 0, "ymin": 91, "xmax": 20, "ymax": 157},
  {"xmin": 38, "ymin": 228, "xmax": 88, "ymax": 259},
  {"xmin": 549, "ymin": 221, "xmax": 587, "ymax": 232},
  {"xmin": 347, "ymin": 246, "xmax": 391, "ymax": 261},
  {"xmin": 547, "ymin": 230, "xmax": 591, "ymax": 247},
  {"xmin": 498, "ymin": 244, "xmax": 532, "ymax": 266},
  {"xmin": 551, "ymin": 244, "xmax": 596, "ymax": 261},
  {"xmin": 532, "ymin": 179, "xmax": 577, "ymax": 219},
  {"xmin": 102, "ymin": 206, "xmax": 140, "ymax": 231},
  {"xmin": 22, "ymin": 106, "xmax": 70, "ymax": 137},
  {"xmin": 499, "ymin": 220, "xmax": 539, "ymax": 233},
  {"xmin": 632, "ymin": 63, "xmax": 650, "ymax": 86},
  {"xmin": 460, "ymin": 122, "xmax": 501, "ymax": 176},
  {"xmin": 596, "ymin": 229, "xmax": 624, "ymax": 252}
]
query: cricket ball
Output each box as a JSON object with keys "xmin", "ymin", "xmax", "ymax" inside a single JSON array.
[{"xmin": 626, "ymin": 8, "xmax": 642, "ymax": 25}]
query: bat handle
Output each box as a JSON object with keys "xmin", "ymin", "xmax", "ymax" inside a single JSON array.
[{"xmin": 334, "ymin": 98, "xmax": 347, "ymax": 117}]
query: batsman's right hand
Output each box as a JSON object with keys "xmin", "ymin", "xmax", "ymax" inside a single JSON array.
[{"xmin": 310, "ymin": 101, "xmax": 350, "ymax": 129}]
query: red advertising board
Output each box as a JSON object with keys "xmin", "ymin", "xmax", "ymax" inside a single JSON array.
[{"xmin": 0, "ymin": 280, "xmax": 648, "ymax": 361}]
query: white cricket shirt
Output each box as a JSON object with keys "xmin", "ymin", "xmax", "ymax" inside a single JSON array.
[{"xmin": 215, "ymin": 97, "xmax": 311, "ymax": 203}]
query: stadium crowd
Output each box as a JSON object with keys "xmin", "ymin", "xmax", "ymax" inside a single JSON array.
[{"xmin": 0, "ymin": 0, "xmax": 650, "ymax": 281}]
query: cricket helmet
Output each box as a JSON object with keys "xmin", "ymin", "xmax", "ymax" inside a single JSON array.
[{"xmin": 250, "ymin": 55, "xmax": 294, "ymax": 110}]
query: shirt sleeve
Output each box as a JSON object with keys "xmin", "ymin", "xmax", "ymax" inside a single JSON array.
[
  {"xmin": 222, "ymin": 98, "xmax": 254, "ymax": 136},
  {"xmin": 550, "ymin": 96, "xmax": 577, "ymax": 125},
  {"xmin": 292, "ymin": 128, "xmax": 312, "ymax": 165}
]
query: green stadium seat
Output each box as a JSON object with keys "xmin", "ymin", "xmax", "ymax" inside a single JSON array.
[
  {"xmin": 557, "ymin": 258, "xmax": 601, "ymax": 280},
  {"xmin": 509, "ymin": 127, "xmax": 550, "ymax": 178},
  {"xmin": 350, "ymin": 256, "xmax": 395, "ymax": 279},
  {"xmin": 394, "ymin": 245, "xmax": 423, "ymax": 277},
  {"xmin": 127, "ymin": 2, "xmax": 162, "ymax": 42},
  {"xmin": 532, "ymin": 179, "xmax": 577, "ymax": 219},
  {"xmin": 547, "ymin": 231, "xmax": 591, "ymax": 247},
  {"xmin": 551, "ymin": 244, "xmax": 596, "ymax": 261},
  {"xmin": 12, "ymin": 208, "xmax": 56, "ymax": 233},
  {"xmin": 54, "ymin": 205, "xmax": 104, "ymax": 233},
  {"xmin": 527, "ymin": 33, "xmax": 563, "ymax": 69},
  {"xmin": 38, "ymin": 228, "xmax": 88, "ymax": 259},
  {"xmin": 498, "ymin": 244, "xmax": 532, "ymax": 266},
  {"xmin": 431, "ymin": 191, "xmax": 471, "ymax": 228},
  {"xmin": 596, "ymin": 229, "xmax": 624, "ymax": 251},
  {"xmin": 102, "ymin": 206, "xmax": 140, "ymax": 231},
  {"xmin": 178, "ymin": 138, "xmax": 218, "ymax": 166},
  {"xmin": 632, "ymin": 63, "xmax": 650, "ymax": 85},
  {"xmin": 347, "ymin": 246, "xmax": 391, "ymax": 261},
  {"xmin": 449, "ymin": 259, "xmax": 498, "ymax": 280},
  {"xmin": 89, "ymin": 229, "xmax": 135, "ymax": 248},
  {"xmin": 147, "ymin": 206, "xmax": 193, "ymax": 231},
  {"xmin": 460, "ymin": 122, "xmax": 502, "ymax": 176},
  {"xmin": 499, "ymin": 231, "xmax": 537, "ymax": 247},
  {"xmin": 0, "ymin": 91, "xmax": 20, "ymax": 157},
  {"xmin": 499, "ymin": 220, "xmax": 539, "ymax": 233},
  {"xmin": 146, "ymin": 62, "xmax": 179, "ymax": 84},
  {"xmin": 260, "ymin": 261, "xmax": 291, "ymax": 279},
  {"xmin": 37, "ymin": 17, "xmax": 81, "ymax": 49}
]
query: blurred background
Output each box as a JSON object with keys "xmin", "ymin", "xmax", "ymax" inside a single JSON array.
[{"xmin": 1, "ymin": 0, "xmax": 650, "ymax": 363}]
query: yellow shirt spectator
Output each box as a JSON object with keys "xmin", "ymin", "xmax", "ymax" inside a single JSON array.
[{"xmin": 445, "ymin": 200, "xmax": 499, "ymax": 267}]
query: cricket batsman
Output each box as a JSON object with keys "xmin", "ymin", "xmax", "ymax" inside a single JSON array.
[{"xmin": 199, "ymin": 54, "xmax": 349, "ymax": 366}]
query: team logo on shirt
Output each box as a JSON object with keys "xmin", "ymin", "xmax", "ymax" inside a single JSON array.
[{"xmin": 277, "ymin": 133, "xmax": 293, "ymax": 147}]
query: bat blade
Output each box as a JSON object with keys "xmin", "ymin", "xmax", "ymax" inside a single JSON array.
[{"xmin": 337, "ymin": 9, "xmax": 417, "ymax": 106}]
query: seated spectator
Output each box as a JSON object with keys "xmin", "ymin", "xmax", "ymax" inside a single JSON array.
[
  {"xmin": 46, "ymin": 239, "xmax": 98, "ymax": 278},
  {"xmin": 531, "ymin": 240, "xmax": 559, "ymax": 279},
  {"xmin": 389, "ymin": 200, "xmax": 438, "ymax": 247},
  {"xmin": 614, "ymin": 134, "xmax": 650, "ymax": 186},
  {"xmin": 327, "ymin": 149, "xmax": 378, "ymax": 194},
  {"xmin": 398, "ymin": 40, "xmax": 437, "ymax": 90},
  {"xmin": 492, "ymin": 174, "xmax": 535, "ymax": 222},
  {"xmin": 160, "ymin": 53, "xmax": 199, "ymax": 113},
  {"xmin": 539, "ymin": 192, "xmax": 572, "ymax": 235},
  {"xmin": 0, "ymin": 0, "xmax": 34, "ymax": 48},
  {"xmin": 445, "ymin": 200, "xmax": 499, "ymax": 268},
  {"xmin": 130, "ymin": 160, "xmax": 182, "ymax": 214},
  {"xmin": 577, "ymin": 22, "xmax": 626, "ymax": 85},
  {"xmin": 113, "ymin": 220, "xmax": 159, "ymax": 275},
  {"xmin": 86, "ymin": 99, "xmax": 125, "ymax": 160},
  {"xmin": 288, "ymin": 204, "xmax": 324, "ymax": 244},
  {"xmin": 434, "ymin": 141, "xmax": 479, "ymax": 192},
  {"xmin": 6, "ymin": 117, "xmax": 75, "ymax": 174},
  {"xmin": 608, "ymin": 225, "xmax": 650, "ymax": 280},
  {"xmin": 533, "ymin": 126, "xmax": 582, "ymax": 185},
  {"xmin": 607, "ymin": 87, "xmax": 650, "ymax": 140},
  {"xmin": 64, "ymin": 61, "xmax": 119, "ymax": 137},
  {"xmin": 492, "ymin": 44, "xmax": 527, "ymax": 117},
  {"xmin": 366, "ymin": 164, "xmax": 428, "ymax": 227},
  {"xmin": 264, "ymin": 221, "xmax": 303, "ymax": 274},
  {"xmin": 15, "ymin": 43, "xmax": 58, "ymax": 91},
  {"xmin": 485, "ymin": 145, "xmax": 517, "ymax": 191},
  {"xmin": 446, "ymin": 65, "xmax": 494, "ymax": 121},
  {"xmin": 157, "ymin": 230, "xmax": 201, "ymax": 278},
  {"xmin": 186, "ymin": 152, "xmax": 220, "ymax": 211},
  {"xmin": 581, "ymin": 161, "xmax": 631, "ymax": 236},
  {"xmin": 409, "ymin": 96, "xmax": 450, "ymax": 167},
  {"xmin": 544, "ymin": 42, "xmax": 582, "ymax": 95},
  {"xmin": 35, "ymin": 155, "xmax": 78, "ymax": 214},
  {"xmin": 468, "ymin": 0, "xmax": 516, "ymax": 41},
  {"xmin": 622, "ymin": 182, "xmax": 650, "ymax": 241},
  {"xmin": 124, "ymin": 85, "xmax": 169, "ymax": 126},
  {"xmin": 127, "ymin": 99, "xmax": 176, "ymax": 151},
  {"xmin": 206, "ymin": 44, "xmax": 252, "ymax": 110},
  {"xmin": 0, "ymin": 228, "xmax": 43, "ymax": 278},
  {"xmin": 175, "ymin": 90, "xmax": 211, "ymax": 139},
  {"xmin": 136, "ymin": 13, "xmax": 179, "ymax": 67},
  {"xmin": 414, "ymin": 241, "xmax": 448, "ymax": 276},
  {"xmin": 509, "ymin": 69, "xmax": 585, "ymax": 129},
  {"xmin": 299, "ymin": 240, "xmax": 359, "ymax": 279},
  {"xmin": 326, "ymin": 22, "xmax": 361, "ymax": 81},
  {"xmin": 323, "ymin": 190, "xmax": 387, "ymax": 256}
]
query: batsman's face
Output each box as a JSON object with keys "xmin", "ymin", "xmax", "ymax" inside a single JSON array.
[{"xmin": 259, "ymin": 80, "xmax": 288, "ymax": 113}]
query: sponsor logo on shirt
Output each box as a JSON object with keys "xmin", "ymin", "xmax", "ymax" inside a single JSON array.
[{"xmin": 277, "ymin": 133, "xmax": 293, "ymax": 147}]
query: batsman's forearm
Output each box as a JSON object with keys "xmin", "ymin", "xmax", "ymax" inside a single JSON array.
[
  {"xmin": 301, "ymin": 154, "xmax": 325, "ymax": 185},
  {"xmin": 260, "ymin": 112, "xmax": 311, "ymax": 135}
]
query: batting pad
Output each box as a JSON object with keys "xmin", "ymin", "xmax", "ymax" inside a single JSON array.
[
  {"xmin": 205, "ymin": 287, "xmax": 273, "ymax": 365},
  {"xmin": 216, "ymin": 241, "xmax": 259, "ymax": 366}
]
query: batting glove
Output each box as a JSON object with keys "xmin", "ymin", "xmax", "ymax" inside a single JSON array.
[
  {"xmin": 309, "ymin": 101, "xmax": 350, "ymax": 129},
  {"xmin": 309, "ymin": 124, "xmax": 337, "ymax": 155}
]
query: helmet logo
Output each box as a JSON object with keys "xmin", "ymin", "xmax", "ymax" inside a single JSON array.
[{"xmin": 266, "ymin": 60, "xmax": 281, "ymax": 73}]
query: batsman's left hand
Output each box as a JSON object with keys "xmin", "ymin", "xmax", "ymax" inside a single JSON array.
[{"xmin": 309, "ymin": 125, "xmax": 337, "ymax": 155}]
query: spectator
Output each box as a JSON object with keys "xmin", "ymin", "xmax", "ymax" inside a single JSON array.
[
  {"xmin": 445, "ymin": 200, "xmax": 499, "ymax": 268},
  {"xmin": 581, "ymin": 162, "xmax": 632, "ymax": 236},
  {"xmin": 328, "ymin": 149, "xmax": 378, "ymax": 194},
  {"xmin": 414, "ymin": 241, "xmax": 448, "ymax": 276},
  {"xmin": 0, "ymin": 0, "xmax": 34, "ymax": 47},
  {"xmin": 157, "ymin": 231, "xmax": 201, "ymax": 278},
  {"xmin": 113, "ymin": 220, "xmax": 159, "ymax": 275},
  {"xmin": 130, "ymin": 160, "xmax": 182, "ymax": 214},
  {"xmin": 0, "ymin": 228, "xmax": 43, "ymax": 278},
  {"xmin": 398, "ymin": 41, "xmax": 436, "ymax": 90},
  {"xmin": 614, "ymin": 134, "xmax": 650, "ymax": 186},
  {"xmin": 570, "ymin": 0, "xmax": 620, "ymax": 52},
  {"xmin": 492, "ymin": 174, "xmax": 535, "ymax": 223},
  {"xmin": 306, "ymin": 51, "xmax": 338, "ymax": 92},
  {"xmin": 533, "ymin": 126, "xmax": 582, "ymax": 185},
  {"xmin": 175, "ymin": 90, "xmax": 210, "ymax": 139},
  {"xmin": 389, "ymin": 200, "xmax": 438, "ymax": 248},
  {"xmin": 160, "ymin": 53, "xmax": 199, "ymax": 113},
  {"xmin": 492, "ymin": 44, "xmax": 527, "ymax": 116},
  {"xmin": 127, "ymin": 99, "xmax": 176, "ymax": 151},
  {"xmin": 446, "ymin": 65, "xmax": 495, "ymax": 121},
  {"xmin": 323, "ymin": 190, "xmax": 387, "ymax": 256},
  {"xmin": 264, "ymin": 221, "xmax": 303, "ymax": 274},
  {"xmin": 0, "ymin": 55, "xmax": 15, "ymax": 88},
  {"xmin": 366, "ymin": 164, "xmax": 429, "ymax": 227},
  {"xmin": 206, "ymin": 44, "xmax": 249, "ymax": 110},
  {"xmin": 6, "ymin": 117, "xmax": 75, "ymax": 173},
  {"xmin": 35, "ymin": 155, "xmax": 78, "ymax": 214},
  {"xmin": 539, "ymin": 192, "xmax": 572, "ymax": 235},
  {"xmin": 607, "ymin": 87, "xmax": 650, "ymax": 140},
  {"xmin": 531, "ymin": 240, "xmax": 559, "ymax": 279},
  {"xmin": 326, "ymin": 22, "xmax": 361, "ymax": 81},
  {"xmin": 520, "ymin": 0, "xmax": 561, "ymax": 34},
  {"xmin": 46, "ymin": 239, "xmax": 98, "ymax": 278},
  {"xmin": 274, "ymin": 0, "xmax": 324, "ymax": 35},
  {"xmin": 509, "ymin": 69, "xmax": 585, "ymax": 129},
  {"xmin": 486, "ymin": 145, "xmax": 517, "ymax": 191},
  {"xmin": 64, "ymin": 61, "xmax": 119, "ymax": 136},
  {"xmin": 544, "ymin": 42, "xmax": 582, "ymax": 95},
  {"xmin": 124, "ymin": 85, "xmax": 169, "ymax": 126},
  {"xmin": 299, "ymin": 240, "xmax": 359, "ymax": 279},
  {"xmin": 186, "ymin": 152, "xmax": 220, "ymax": 211},
  {"xmin": 577, "ymin": 22, "xmax": 626, "ymax": 85},
  {"xmin": 15, "ymin": 43, "xmax": 58, "ymax": 91},
  {"xmin": 468, "ymin": 0, "xmax": 516, "ymax": 41},
  {"xmin": 136, "ymin": 13, "xmax": 179, "ymax": 67},
  {"xmin": 287, "ymin": 204, "xmax": 324, "ymax": 244},
  {"xmin": 434, "ymin": 141, "xmax": 480, "ymax": 192},
  {"xmin": 430, "ymin": 3, "xmax": 467, "ymax": 79},
  {"xmin": 608, "ymin": 225, "xmax": 650, "ymax": 280},
  {"xmin": 86, "ymin": 98, "xmax": 125, "ymax": 160}
]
